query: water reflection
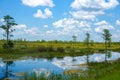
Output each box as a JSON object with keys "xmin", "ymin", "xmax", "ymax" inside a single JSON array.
[
  {"xmin": 0, "ymin": 52, "xmax": 120, "ymax": 79},
  {"xmin": 0, "ymin": 60, "xmax": 14, "ymax": 80},
  {"xmin": 52, "ymin": 52, "xmax": 120, "ymax": 70}
]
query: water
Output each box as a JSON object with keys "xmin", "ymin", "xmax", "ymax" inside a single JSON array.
[{"xmin": 0, "ymin": 52, "xmax": 120, "ymax": 79}]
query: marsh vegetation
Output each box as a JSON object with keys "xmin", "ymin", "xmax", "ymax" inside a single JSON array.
[{"xmin": 0, "ymin": 15, "xmax": 120, "ymax": 80}]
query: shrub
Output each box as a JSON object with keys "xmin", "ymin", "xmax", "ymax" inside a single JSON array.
[
  {"xmin": 37, "ymin": 46, "xmax": 47, "ymax": 52},
  {"xmin": 3, "ymin": 41, "xmax": 14, "ymax": 49},
  {"xmin": 46, "ymin": 46, "xmax": 54, "ymax": 52},
  {"xmin": 56, "ymin": 47, "xmax": 64, "ymax": 52}
]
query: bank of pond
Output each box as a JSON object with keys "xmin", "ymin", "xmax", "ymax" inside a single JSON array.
[{"xmin": 0, "ymin": 51, "xmax": 120, "ymax": 80}]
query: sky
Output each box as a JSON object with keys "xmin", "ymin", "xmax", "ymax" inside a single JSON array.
[{"xmin": 0, "ymin": 0, "xmax": 120, "ymax": 41}]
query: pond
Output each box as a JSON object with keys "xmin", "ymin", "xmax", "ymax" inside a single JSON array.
[{"xmin": 0, "ymin": 52, "xmax": 120, "ymax": 79}]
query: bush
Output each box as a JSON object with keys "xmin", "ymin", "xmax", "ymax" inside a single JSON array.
[
  {"xmin": 56, "ymin": 47, "xmax": 64, "ymax": 52},
  {"xmin": 37, "ymin": 46, "xmax": 47, "ymax": 52},
  {"xmin": 33, "ymin": 45, "xmax": 55, "ymax": 52},
  {"xmin": 46, "ymin": 46, "xmax": 54, "ymax": 52},
  {"xmin": 3, "ymin": 41, "xmax": 14, "ymax": 49}
]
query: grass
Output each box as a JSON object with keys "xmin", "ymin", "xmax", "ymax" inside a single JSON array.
[
  {"xmin": 88, "ymin": 59, "xmax": 120, "ymax": 80},
  {"xmin": 0, "ymin": 40, "xmax": 120, "ymax": 51}
]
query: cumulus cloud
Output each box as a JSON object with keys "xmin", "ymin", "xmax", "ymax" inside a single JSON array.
[
  {"xmin": 71, "ymin": 0, "xmax": 119, "ymax": 10},
  {"xmin": 14, "ymin": 24, "xmax": 41, "ymax": 36},
  {"xmin": 0, "ymin": 18, "xmax": 4, "ymax": 22},
  {"xmin": 70, "ymin": 0, "xmax": 119, "ymax": 20},
  {"xmin": 116, "ymin": 20, "xmax": 120, "ymax": 26},
  {"xmin": 22, "ymin": 0, "xmax": 54, "ymax": 7},
  {"xmin": 52, "ymin": 18, "xmax": 91, "ymax": 36},
  {"xmin": 13, "ymin": 24, "xmax": 68, "ymax": 40},
  {"xmin": 94, "ymin": 20, "xmax": 114, "ymax": 33},
  {"xmin": 25, "ymin": 27, "xmax": 41, "ymax": 36},
  {"xmin": 14, "ymin": 24, "xmax": 27, "ymax": 30},
  {"xmin": 112, "ymin": 30, "xmax": 120, "ymax": 41},
  {"xmin": 0, "ymin": 24, "xmax": 41, "ymax": 40},
  {"xmin": 33, "ymin": 8, "xmax": 53, "ymax": 19},
  {"xmin": 53, "ymin": 18, "xmax": 78, "ymax": 28},
  {"xmin": 53, "ymin": 18, "xmax": 90, "ymax": 28},
  {"xmin": 0, "ymin": 18, "xmax": 6, "ymax": 25},
  {"xmin": 112, "ymin": 34, "xmax": 120, "ymax": 40},
  {"xmin": 46, "ymin": 30, "xmax": 54, "ymax": 34},
  {"xmin": 70, "ymin": 11, "xmax": 104, "ymax": 20},
  {"xmin": 43, "ymin": 25, "xmax": 49, "ymax": 28},
  {"xmin": 112, "ymin": 32, "xmax": 120, "ymax": 39}
]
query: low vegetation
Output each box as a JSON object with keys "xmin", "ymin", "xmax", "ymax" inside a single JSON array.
[{"xmin": 0, "ymin": 40, "xmax": 120, "ymax": 60}]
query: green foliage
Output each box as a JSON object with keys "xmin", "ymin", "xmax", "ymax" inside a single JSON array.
[
  {"xmin": 84, "ymin": 32, "xmax": 90, "ymax": 48},
  {"xmin": 90, "ymin": 40, "xmax": 94, "ymax": 46},
  {"xmin": 56, "ymin": 47, "xmax": 64, "ymax": 52},
  {"xmin": 2, "ymin": 40, "xmax": 14, "ymax": 49},
  {"xmin": 102, "ymin": 29, "xmax": 112, "ymax": 62},
  {"xmin": 102, "ymin": 29, "xmax": 112, "ymax": 41},
  {"xmin": 102, "ymin": 29, "xmax": 112, "ymax": 47},
  {"xmin": 46, "ymin": 46, "xmax": 54, "ymax": 52},
  {"xmin": 38, "ymin": 46, "xmax": 47, "ymax": 52},
  {"xmin": 107, "ymin": 51, "xmax": 111, "ymax": 58}
]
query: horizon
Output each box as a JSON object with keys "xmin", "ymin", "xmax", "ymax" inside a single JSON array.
[{"xmin": 0, "ymin": 0, "xmax": 120, "ymax": 42}]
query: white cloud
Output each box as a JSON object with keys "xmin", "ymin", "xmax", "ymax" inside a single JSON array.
[
  {"xmin": 112, "ymin": 34, "xmax": 120, "ymax": 39},
  {"xmin": 53, "ymin": 18, "xmax": 79, "ymax": 28},
  {"xmin": 13, "ymin": 24, "xmax": 68, "ymax": 40},
  {"xmin": 0, "ymin": 24, "xmax": 37, "ymax": 39},
  {"xmin": 70, "ymin": 0, "xmax": 119, "ymax": 20},
  {"xmin": 53, "ymin": 18, "xmax": 90, "ymax": 28},
  {"xmin": 33, "ymin": 8, "xmax": 53, "ymax": 19},
  {"xmin": 100, "ymin": 0, "xmax": 119, "ymax": 9},
  {"xmin": 112, "ymin": 34, "xmax": 120, "ymax": 42},
  {"xmin": 0, "ymin": 18, "xmax": 6, "ymax": 25},
  {"xmin": 94, "ymin": 20, "xmax": 114, "ymax": 33},
  {"xmin": 71, "ymin": 0, "xmax": 119, "ymax": 10},
  {"xmin": 71, "ymin": 0, "xmax": 101, "ymax": 10},
  {"xmin": 22, "ymin": 0, "xmax": 54, "ymax": 7},
  {"xmin": 14, "ymin": 24, "xmax": 27, "ymax": 30},
  {"xmin": 14, "ymin": 24, "xmax": 41, "ymax": 36},
  {"xmin": 116, "ymin": 20, "xmax": 120, "ymax": 26},
  {"xmin": 112, "ymin": 30, "xmax": 120, "ymax": 41},
  {"xmin": 94, "ymin": 20, "xmax": 107, "ymax": 26},
  {"xmin": 43, "ymin": 25, "xmax": 49, "ymax": 28},
  {"xmin": 70, "ymin": 11, "xmax": 104, "ymax": 20},
  {"xmin": 46, "ymin": 30, "xmax": 54, "ymax": 34},
  {"xmin": 25, "ymin": 27, "xmax": 40, "ymax": 36},
  {"xmin": 0, "ymin": 18, "xmax": 4, "ymax": 22},
  {"xmin": 52, "ymin": 18, "xmax": 91, "ymax": 36}
]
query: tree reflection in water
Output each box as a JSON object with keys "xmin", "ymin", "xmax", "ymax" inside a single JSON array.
[{"xmin": 1, "ymin": 60, "xmax": 14, "ymax": 79}]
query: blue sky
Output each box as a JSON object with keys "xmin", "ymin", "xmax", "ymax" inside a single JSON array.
[{"xmin": 0, "ymin": 0, "xmax": 120, "ymax": 41}]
